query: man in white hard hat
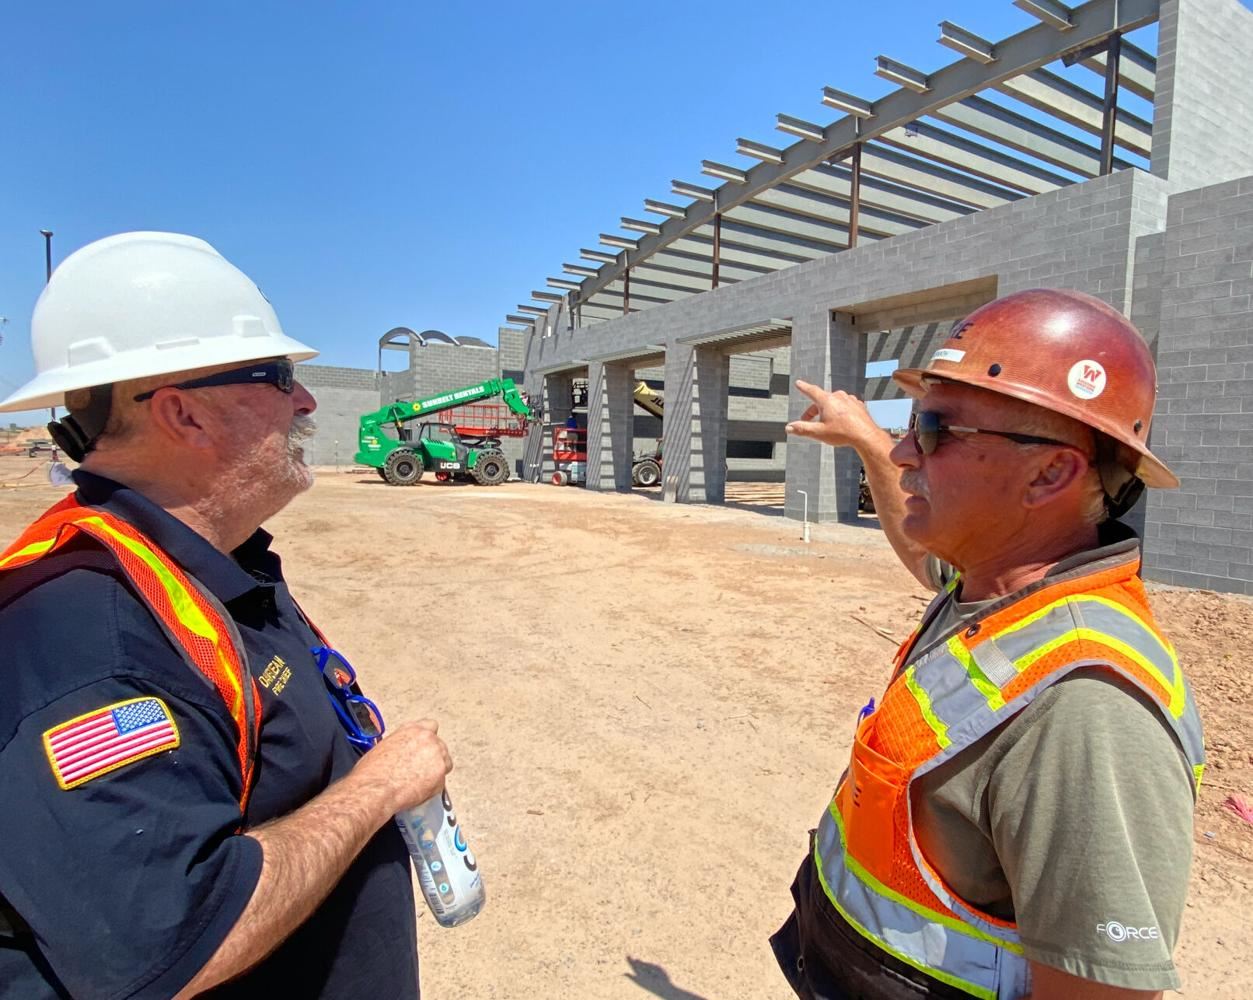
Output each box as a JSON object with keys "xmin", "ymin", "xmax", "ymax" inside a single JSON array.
[{"xmin": 0, "ymin": 233, "xmax": 448, "ymax": 998}]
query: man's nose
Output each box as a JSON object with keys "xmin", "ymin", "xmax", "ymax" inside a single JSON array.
[
  {"xmin": 292, "ymin": 380, "xmax": 317, "ymax": 415},
  {"xmin": 890, "ymin": 430, "xmax": 919, "ymax": 469}
]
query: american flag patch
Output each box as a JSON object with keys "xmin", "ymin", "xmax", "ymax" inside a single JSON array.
[{"xmin": 43, "ymin": 697, "xmax": 180, "ymax": 790}]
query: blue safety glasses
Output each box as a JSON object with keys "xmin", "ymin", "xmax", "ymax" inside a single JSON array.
[{"xmin": 311, "ymin": 646, "xmax": 385, "ymax": 749}]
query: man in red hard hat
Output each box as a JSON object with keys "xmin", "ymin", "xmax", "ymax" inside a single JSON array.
[{"xmin": 773, "ymin": 289, "xmax": 1204, "ymax": 1000}]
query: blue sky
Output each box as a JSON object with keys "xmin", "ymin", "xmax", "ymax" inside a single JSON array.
[{"xmin": 0, "ymin": 1, "xmax": 1196, "ymax": 427}]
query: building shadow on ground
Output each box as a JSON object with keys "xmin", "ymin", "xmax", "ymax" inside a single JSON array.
[{"xmin": 623, "ymin": 956, "xmax": 710, "ymax": 1000}]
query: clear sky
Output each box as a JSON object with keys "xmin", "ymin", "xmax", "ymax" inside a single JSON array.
[{"xmin": 0, "ymin": 0, "xmax": 1215, "ymax": 428}]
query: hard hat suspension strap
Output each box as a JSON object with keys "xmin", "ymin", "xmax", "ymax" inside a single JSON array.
[{"xmin": 48, "ymin": 384, "xmax": 114, "ymax": 463}]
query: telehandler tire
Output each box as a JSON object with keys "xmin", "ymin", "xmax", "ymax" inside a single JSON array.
[
  {"xmin": 471, "ymin": 452, "xmax": 509, "ymax": 486},
  {"xmin": 383, "ymin": 449, "xmax": 423, "ymax": 486},
  {"xmin": 633, "ymin": 458, "xmax": 661, "ymax": 488}
]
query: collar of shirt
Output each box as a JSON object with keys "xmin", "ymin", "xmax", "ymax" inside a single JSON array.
[{"xmin": 71, "ymin": 470, "xmax": 282, "ymax": 611}]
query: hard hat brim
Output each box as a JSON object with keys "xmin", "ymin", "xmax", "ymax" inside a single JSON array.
[{"xmin": 0, "ymin": 334, "xmax": 319, "ymax": 412}]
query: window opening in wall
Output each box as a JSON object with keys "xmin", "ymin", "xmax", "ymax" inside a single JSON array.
[{"xmin": 727, "ymin": 440, "xmax": 774, "ymax": 460}]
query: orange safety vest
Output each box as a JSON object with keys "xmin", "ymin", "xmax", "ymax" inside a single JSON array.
[
  {"xmin": 813, "ymin": 550, "xmax": 1206, "ymax": 1000},
  {"xmin": 0, "ymin": 495, "xmax": 263, "ymax": 813}
]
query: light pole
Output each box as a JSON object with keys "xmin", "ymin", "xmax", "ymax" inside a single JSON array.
[{"xmin": 39, "ymin": 230, "xmax": 57, "ymax": 431}]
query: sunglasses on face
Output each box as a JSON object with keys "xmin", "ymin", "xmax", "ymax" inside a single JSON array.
[
  {"xmin": 133, "ymin": 358, "xmax": 295, "ymax": 402},
  {"xmin": 908, "ymin": 410, "xmax": 1076, "ymax": 456},
  {"xmin": 312, "ymin": 646, "xmax": 386, "ymax": 750}
]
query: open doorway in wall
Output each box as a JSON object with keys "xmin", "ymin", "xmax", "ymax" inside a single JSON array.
[{"xmin": 721, "ymin": 344, "xmax": 791, "ymax": 515}]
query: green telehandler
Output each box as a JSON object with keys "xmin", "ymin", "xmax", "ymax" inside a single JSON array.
[{"xmin": 354, "ymin": 377, "xmax": 538, "ymax": 486}]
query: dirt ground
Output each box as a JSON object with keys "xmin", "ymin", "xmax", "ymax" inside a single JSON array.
[{"xmin": 1, "ymin": 451, "xmax": 1250, "ymax": 999}]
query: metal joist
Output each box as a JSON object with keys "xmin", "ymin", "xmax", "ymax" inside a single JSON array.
[
  {"xmin": 876, "ymin": 121, "xmax": 1072, "ymax": 194},
  {"xmin": 994, "ymin": 68, "xmax": 1152, "ymax": 158},
  {"xmin": 929, "ymin": 94, "xmax": 1132, "ymax": 177},
  {"xmin": 783, "ymin": 163, "xmax": 976, "ymax": 226},
  {"xmin": 568, "ymin": 0, "xmax": 1156, "ymax": 306},
  {"xmin": 1077, "ymin": 37, "xmax": 1155, "ymax": 102}
]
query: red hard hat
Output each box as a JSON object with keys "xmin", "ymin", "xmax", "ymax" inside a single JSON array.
[{"xmin": 893, "ymin": 288, "xmax": 1177, "ymax": 489}]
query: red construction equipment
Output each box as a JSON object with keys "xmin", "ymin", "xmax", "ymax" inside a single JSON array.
[{"xmin": 445, "ymin": 402, "xmax": 530, "ymax": 439}]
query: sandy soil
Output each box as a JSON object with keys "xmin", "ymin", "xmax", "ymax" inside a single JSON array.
[{"xmin": 1, "ymin": 453, "xmax": 1250, "ymax": 999}]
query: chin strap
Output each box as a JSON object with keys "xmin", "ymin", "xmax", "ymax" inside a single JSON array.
[
  {"xmin": 47, "ymin": 385, "xmax": 113, "ymax": 463},
  {"xmin": 1095, "ymin": 433, "xmax": 1147, "ymax": 520}
]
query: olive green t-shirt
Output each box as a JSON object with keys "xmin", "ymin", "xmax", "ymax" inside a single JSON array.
[{"xmin": 908, "ymin": 583, "xmax": 1195, "ymax": 991}]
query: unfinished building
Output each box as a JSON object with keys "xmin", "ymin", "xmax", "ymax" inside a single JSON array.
[{"xmin": 504, "ymin": 0, "xmax": 1253, "ymax": 596}]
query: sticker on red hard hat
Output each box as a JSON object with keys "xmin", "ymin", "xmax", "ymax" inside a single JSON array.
[
  {"xmin": 1067, "ymin": 360, "xmax": 1107, "ymax": 400},
  {"xmin": 930, "ymin": 349, "xmax": 966, "ymax": 364}
]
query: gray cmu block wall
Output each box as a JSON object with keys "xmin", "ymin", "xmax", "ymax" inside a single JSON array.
[
  {"xmin": 1136, "ymin": 175, "xmax": 1253, "ymax": 595},
  {"xmin": 295, "ymin": 364, "xmax": 379, "ymax": 467},
  {"xmin": 526, "ymin": 168, "xmax": 1171, "ymax": 521},
  {"xmin": 1152, "ymin": 0, "xmax": 1253, "ymax": 194}
]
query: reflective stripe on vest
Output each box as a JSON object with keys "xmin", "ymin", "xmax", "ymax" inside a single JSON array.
[
  {"xmin": 814, "ymin": 552, "xmax": 1205, "ymax": 999},
  {"xmin": 0, "ymin": 496, "xmax": 262, "ymax": 812}
]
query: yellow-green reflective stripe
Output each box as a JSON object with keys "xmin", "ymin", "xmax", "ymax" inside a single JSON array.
[
  {"xmin": 1193, "ymin": 763, "xmax": 1205, "ymax": 793},
  {"xmin": 904, "ymin": 666, "xmax": 951, "ymax": 749},
  {"xmin": 993, "ymin": 594, "xmax": 1185, "ymax": 718},
  {"xmin": 824, "ymin": 802, "xmax": 1022, "ymax": 954},
  {"xmin": 945, "ymin": 638, "xmax": 1007, "ymax": 711},
  {"xmin": 0, "ymin": 535, "xmax": 57, "ymax": 568},
  {"xmin": 82, "ymin": 517, "xmax": 244, "ymax": 717},
  {"xmin": 811, "ymin": 844, "xmax": 993, "ymax": 999},
  {"xmin": 1014, "ymin": 627, "xmax": 1183, "ymax": 719}
]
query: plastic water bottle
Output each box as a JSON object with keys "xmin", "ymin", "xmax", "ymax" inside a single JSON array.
[{"xmin": 394, "ymin": 788, "xmax": 485, "ymax": 927}]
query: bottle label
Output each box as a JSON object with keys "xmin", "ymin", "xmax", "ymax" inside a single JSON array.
[{"xmin": 396, "ymin": 790, "xmax": 483, "ymax": 923}]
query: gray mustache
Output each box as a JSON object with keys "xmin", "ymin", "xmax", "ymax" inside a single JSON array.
[
  {"xmin": 899, "ymin": 472, "xmax": 929, "ymax": 499},
  {"xmin": 288, "ymin": 415, "xmax": 317, "ymax": 444}
]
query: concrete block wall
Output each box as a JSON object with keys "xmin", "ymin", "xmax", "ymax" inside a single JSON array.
[
  {"xmin": 1152, "ymin": 0, "xmax": 1253, "ymax": 194},
  {"xmin": 1137, "ymin": 175, "xmax": 1253, "ymax": 594},
  {"xmin": 295, "ymin": 364, "xmax": 379, "ymax": 467},
  {"xmin": 529, "ymin": 168, "xmax": 1171, "ymax": 522}
]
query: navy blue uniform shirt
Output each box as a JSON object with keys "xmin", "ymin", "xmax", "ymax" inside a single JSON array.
[{"xmin": 0, "ymin": 472, "xmax": 418, "ymax": 999}]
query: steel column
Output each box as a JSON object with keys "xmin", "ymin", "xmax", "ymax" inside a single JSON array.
[
  {"xmin": 623, "ymin": 266, "xmax": 631, "ymax": 315},
  {"xmin": 849, "ymin": 143, "xmax": 862, "ymax": 248},
  {"xmin": 712, "ymin": 212, "xmax": 722, "ymax": 289},
  {"xmin": 1099, "ymin": 33, "xmax": 1122, "ymax": 175}
]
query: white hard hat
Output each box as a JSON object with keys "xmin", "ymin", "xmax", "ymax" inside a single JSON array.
[{"xmin": 0, "ymin": 231, "xmax": 318, "ymax": 411}]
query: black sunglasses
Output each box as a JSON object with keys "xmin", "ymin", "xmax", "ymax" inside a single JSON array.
[
  {"xmin": 909, "ymin": 410, "xmax": 1076, "ymax": 456},
  {"xmin": 134, "ymin": 358, "xmax": 295, "ymax": 402}
]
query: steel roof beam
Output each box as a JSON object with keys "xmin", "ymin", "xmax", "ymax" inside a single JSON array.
[
  {"xmin": 1014, "ymin": 0, "xmax": 1076, "ymax": 31},
  {"xmin": 938, "ymin": 22, "xmax": 997, "ymax": 64},
  {"xmin": 749, "ymin": 183, "xmax": 929, "ymax": 239},
  {"xmin": 723, "ymin": 203, "xmax": 850, "ymax": 253},
  {"xmin": 1078, "ymin": 38, "xmax": 1155, "ymax": 102},
  {"xmin": 571, "ymin": 0, "xmax": 1155, "ymax": 304},
  {"xmin": 995, "ymin": 68, "xmax": 1152, "ymax": 157},
  {"xmin": 648, "ymin": 245, "xmax": 772, "ymax": 280},
  {"xmin": 877, "ymin": 121, "xmax": 1072, "ymax": 194},
  {"xmin": 931, "ymin": 94, "xmax": 1131, "ymax": 177},
  {"xmin": 518, "ymin": 305, "xmax": 549, "ymax": 315},
  {"xmin": 563, "ymin": 263, "xmax": 600, "ymax": 278},
  {"xmin": 580, "ymin": 248, "xmax": 619, "ymax": 264},
  {"xmin": 737, "ymin": 138, "xmax": 786, "ymax": 163},
  {"xmin": 644, "ymin": 199, "xmax": 688, "ymax": 218},
  {"xmin": 790, "ymin": 128, "xmax": 1027, "ymax": 209},
  {"xmin": 776, "ymin": 113, "xmax": 827, "ymax": 141},
  {"xmin": 622, "ymin": 217, "xmax": 664, "ymax": 235},
  {"xmin": 628, "ymin": 262, "xmax": 733, "ymax": 292},
  {"xmin": 784, "ymin": 164, "xmax": 976, "ymax": 225}
]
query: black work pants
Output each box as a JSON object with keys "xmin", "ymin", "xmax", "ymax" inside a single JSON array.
[{"xmin": 769, "ymin": 844, "xmax": 970, "ymax": 1000}]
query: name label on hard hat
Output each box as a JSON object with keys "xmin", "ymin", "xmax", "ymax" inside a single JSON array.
[
  {"xmin": 1067, "ymin": 360, "xmax": 1107, "ymax": 400},
  {"xmin": 930, "ymin": 348, "xmax": 966, "ymax": 364}
]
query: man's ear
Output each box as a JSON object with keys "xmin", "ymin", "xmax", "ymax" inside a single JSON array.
[
  {"xmin": 146, "ymin": 391, "xmax": 215, "ymax": 449},
  {"xmin": 1023, "ymin": 448, "xmax": 1089, "ymax": 509}
]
